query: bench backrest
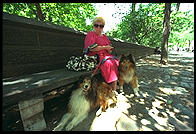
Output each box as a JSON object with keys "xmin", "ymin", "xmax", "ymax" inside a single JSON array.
[{"xmin": 3, "ymin": 12, "xmax": 154, "ymax": 78}]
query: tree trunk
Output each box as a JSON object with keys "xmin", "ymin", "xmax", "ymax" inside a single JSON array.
[
  {"xmin": 160, "ymin": 3, "xmax": 171, "ymax": 65},
  {"xmin": 188, "ymin": 40, "xmax": 191, "ymax": 52},
  {"xmin": 176, "ymin": 3, "xmax": 180, "ymax": 11},
  {"xmin": 177, "ymin": 43, "xmax": 179, "ymax": 51},
  {"xmin": 130, "ymin": 3, "xmax": 136, "ymax": 43},
  {"xmin": 35, "ymin": 3, "xmax": 45, "ymax": 21}
]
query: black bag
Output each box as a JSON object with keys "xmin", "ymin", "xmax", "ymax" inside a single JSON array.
[{"xmin": 65, "ymin": 55, "xmax": 98, "ymax": 71}]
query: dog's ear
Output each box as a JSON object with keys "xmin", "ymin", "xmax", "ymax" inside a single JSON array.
[
  {"xmin": 120, "ymin": 54, "xmax": 125, "ymax": 58},
  {"xmin": 79, "ymin": 74, "xmax": 85, "ymax": 81},
  {"xmin": 120, "ymin": 54, "xmax": 125, "ymax": 61},
  {"xmin": 77, "ymin": 75, "xmax": 84, "ymax": 86},
  {"xmin": 78, "ymin": 74, "xmax": 90, "ymax": 83},
  {"xmin": 129, "ymin": 54, "xmax": 136, "ymax": 66}
]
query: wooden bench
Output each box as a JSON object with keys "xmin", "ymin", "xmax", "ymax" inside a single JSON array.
[
  {"xmin": 3, "ymin": 12, "xmax": 154, "ymax": 131},
  {"xmin": 3, "ymin": 69, "xmax": 91, "ymax": 131}
]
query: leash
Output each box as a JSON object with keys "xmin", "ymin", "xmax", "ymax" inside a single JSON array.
[
  {"xmin": 91, "ymin": 47, "xmax": 118, "ymax": 77},
  {"xmin": 91, "ymin": 58, "xmax": 102, "ymax": 77}
]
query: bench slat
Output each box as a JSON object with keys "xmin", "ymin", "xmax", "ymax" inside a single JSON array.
[{"xmin": 3, "ymin": 69, "xmax": 91, "ymax": 107}]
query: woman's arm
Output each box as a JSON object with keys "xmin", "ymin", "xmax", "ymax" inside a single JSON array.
[{"xmin": 90, "ymin": 45, "xmax": 113, "ymax": 52}]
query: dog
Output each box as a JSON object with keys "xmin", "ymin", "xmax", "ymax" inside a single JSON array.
[
  {"xmin": 53, "ymin": 74, "xmax": 96, "ymax": 131},
  {"xmin": 53, "ymin": 74, "xmax": 117, "ymax": 131},
  {"xmin": 91, "ymin": 73, "xmax": 117, "ymax": 116},
  {"xmin": 118, "ymin": 54, "xmax": 140, "ymax": 96}
]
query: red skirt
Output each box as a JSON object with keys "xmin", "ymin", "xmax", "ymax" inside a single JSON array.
[{"xmin": 99, "ymin": 55, "xmax": 119, "ymax": 83}]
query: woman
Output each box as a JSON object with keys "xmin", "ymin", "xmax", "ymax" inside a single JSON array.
[{"xmin": 83, "ymin": 17, "xmax": 119, "ymax": 91}]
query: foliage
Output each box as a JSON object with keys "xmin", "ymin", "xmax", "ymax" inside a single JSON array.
[
  {"xmin": 3, "ymin": 3, "xmax": 97, "ymax": 32},
  {"xmin": 3, "ymin": 3, "xmax": 194, "ymax": 49},
  {"xmin": 107, "ymin": 3, "xmax": 194, "ymax": 48},
  {"xmin": 107, "ymin": 3, "xmax": 165, "ymax": 47},
  {"xmin": 169, "ymin": 10, "xmax": 194, "ymax": 48}
]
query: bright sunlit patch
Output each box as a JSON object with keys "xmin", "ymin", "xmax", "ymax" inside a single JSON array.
[
  {"xmin": 180, "ymin": 114, "xmax": 190, "ymax": 120},
  {"xmin": 90, "ymin": 107, "xmax": 121, "ymax": 130},
  {"xmin": 159, "ymin": 87, "xmax": 186, "ymax": 95},
  {"xmin": 152, "ymin": 99, "xmax": 165, "ymax": 109},
  {"xmin": 86, "ymin": 17, "xmax": 92, "ymax": 25},
  {"xmin": 92, "ymin": 3, "xmax": 131, "ymax": 33},
  {"xmin": 154, "ymin": 123, "xmax": 166, "ymax": 130},
  {"xmin": 32, "ymin": 79, "xmax": 52, "ymax": 87},
  {"xmin": 4, "ymin": 90, "xmax": 23, "ymax": 96},
  {"xmin": 148, "ymin": 108, "xmax": 168, "ymax": 126},
  {"xmin": 173, "ymin": 108, "xmax": 181, "ymax": 113},
  {"xmin": 116, "ymin": 114, "xmax": 139, "ymax": 131},
  {"xmin": 3, "ymin": 78, "xmax": 32, "ymax": 86},
  {"xmin": 130, "ymin": 115, "xmax": 137, "ymax": 121},
  {"xmin": 141, "ymin": 119, "xmax": 151, "ymax": 125},
  {"xmin": 90, "ymin": 92, "xmax": 132, "ymax": 130}
]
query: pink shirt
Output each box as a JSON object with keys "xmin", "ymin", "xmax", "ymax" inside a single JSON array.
[
  {"xmin": 84, "ymin": 31, "xmax": 111, "ymax": 56},
  {"xmin": 84, "ymin": 31, "xmax": 119, "ymax": 83}
]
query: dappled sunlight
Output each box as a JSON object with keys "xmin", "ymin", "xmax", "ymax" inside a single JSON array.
[
  {"xmin": 148, "ymin": 107, "xmax": 168, "ymax": 126},
  {"xmin": 32, "ymin": 78, "xmax": 54, "ymax": 87},
  {"xmin": 151, "ymin": 99, "xmax": 165, "ymax": 109},
  {"xmin": 158, "ymin": 87, "xmax": 188, "ymax": 95},
  {"xmin": 94, "ymin": 51, "xmax": 194, "ymax": 131},
  {"xmin": 32, "ymin": 70, "xmax": 53, "ymax": 76},
  {"xmin": 3, "ymin": 78, "xmax": 32, "ymax": 86},
  {"xmin": 3, "ymin": 77, "xmax": 32, "ymax": 97},
  {"xmin": 4, "ymin": 89, "xmax": 23, "ymax": 97},
  {"xmin": 116, "ymin": 114, "xmax": 139, "ymax": 131},
  {"xmin": 48, "ymin": 52, "xmax": 194, "ymax": 131},
  {"xmin": 90, "ymin": 92, "xmax": 132, "ymax": 131},
  {"xmin": 9, "ymin": 51, "xmax": 191, "ymax": 131}
]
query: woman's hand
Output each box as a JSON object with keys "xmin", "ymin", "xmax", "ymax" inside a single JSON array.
[
  {"xmin": 90, "ymin": 45, "xmax": 113, "ymax": 52},
  {"xmin": 104, "ymin": 45, "xmax": 113, "ymax": 50},
  {"xmin": 104, "ymin": 45, "xmax": 113, "ymax": 53}
]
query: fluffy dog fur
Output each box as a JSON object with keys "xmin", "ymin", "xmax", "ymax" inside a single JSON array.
[
  {"xmin": 91, "ymin": 73, "xmax": 117, "ymax": 116},
  {"xmin": 53, "ymin": 74, "xmax": 117, "ymax": 131},
  {"xmin": 118, "ymin": 54, "xmax": 140, "ymax": 96}
]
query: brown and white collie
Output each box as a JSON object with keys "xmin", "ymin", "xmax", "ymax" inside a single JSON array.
[
  {"xmin": 118, "ymin": 54, "xmax": 140, "ymax": 96},
  {"xmin": 53, "ymin": 74, "xmax": 117, "ymax": 131}
]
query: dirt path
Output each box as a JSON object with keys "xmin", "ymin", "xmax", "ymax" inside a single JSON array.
[{"xmin": 3, "ymin": 51, "xmax": 194, "ymax": 131}]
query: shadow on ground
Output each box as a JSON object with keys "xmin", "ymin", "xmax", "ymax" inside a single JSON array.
[{"xmin": 2, "ymin": 51, "xmax": 194, "ymax": 131}]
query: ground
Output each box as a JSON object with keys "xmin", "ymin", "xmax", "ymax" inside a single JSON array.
[{"xmin": 3, "ymin": 51, "xmax": 194, "ymax": 131}]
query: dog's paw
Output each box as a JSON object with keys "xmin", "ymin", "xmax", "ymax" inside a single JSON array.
[
  {"xmin": 135, "ymin": 92, "xmax": 140, "ymax": 97},
  {"xmin": 66, "ymin": 123, "xmax": 74, "ymax": 131},
  {"xmin": 133, "ymin": 88, "xmax": 140, "ymax": 95}
]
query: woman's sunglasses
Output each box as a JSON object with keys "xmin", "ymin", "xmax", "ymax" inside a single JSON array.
[{"xmin": 94, "ymin": 24, "xmax": 104, "ymax": 28}]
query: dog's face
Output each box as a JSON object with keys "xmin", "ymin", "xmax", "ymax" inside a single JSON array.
[
  {"xmin": 78, "ymin": 75, "xmax": 91, "ymax": 92},
  {"xmin": 119, "ymin": 54, "xmax": 136, "ymax": 72}
]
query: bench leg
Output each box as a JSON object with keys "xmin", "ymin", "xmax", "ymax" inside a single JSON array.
[{"xmin": 18, "ymin": 96, "xmax": 46, "ymax": 131}]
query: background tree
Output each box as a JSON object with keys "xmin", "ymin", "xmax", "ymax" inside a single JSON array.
[
  {"xmin": 160, "ymin": 3, "xmax": 171, "ymax": 64},
  {"xmin": 3, "ymin": 3, "xmax": 193, "ymax": 50},
  {"xmin": 169, "ymin": 4, "xmax": 193, "ymax": 51},
  {"xmin": 3, "ymin": 3, "xmax": 97, "ymax": 32},
  {"xmin": 107, "ymin": 3, "xmax": 165, "ymax": 47},
  {"xmin": 34, "ymin": 3, "xmax": 45, "ymax": 21},
  {"xmin": 130, "ymin": 3, "xmax": 136, "ymax": 43},
  {"xmin": 107, "ymin": 3, "xmax": 193, "ymax": 51}
]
